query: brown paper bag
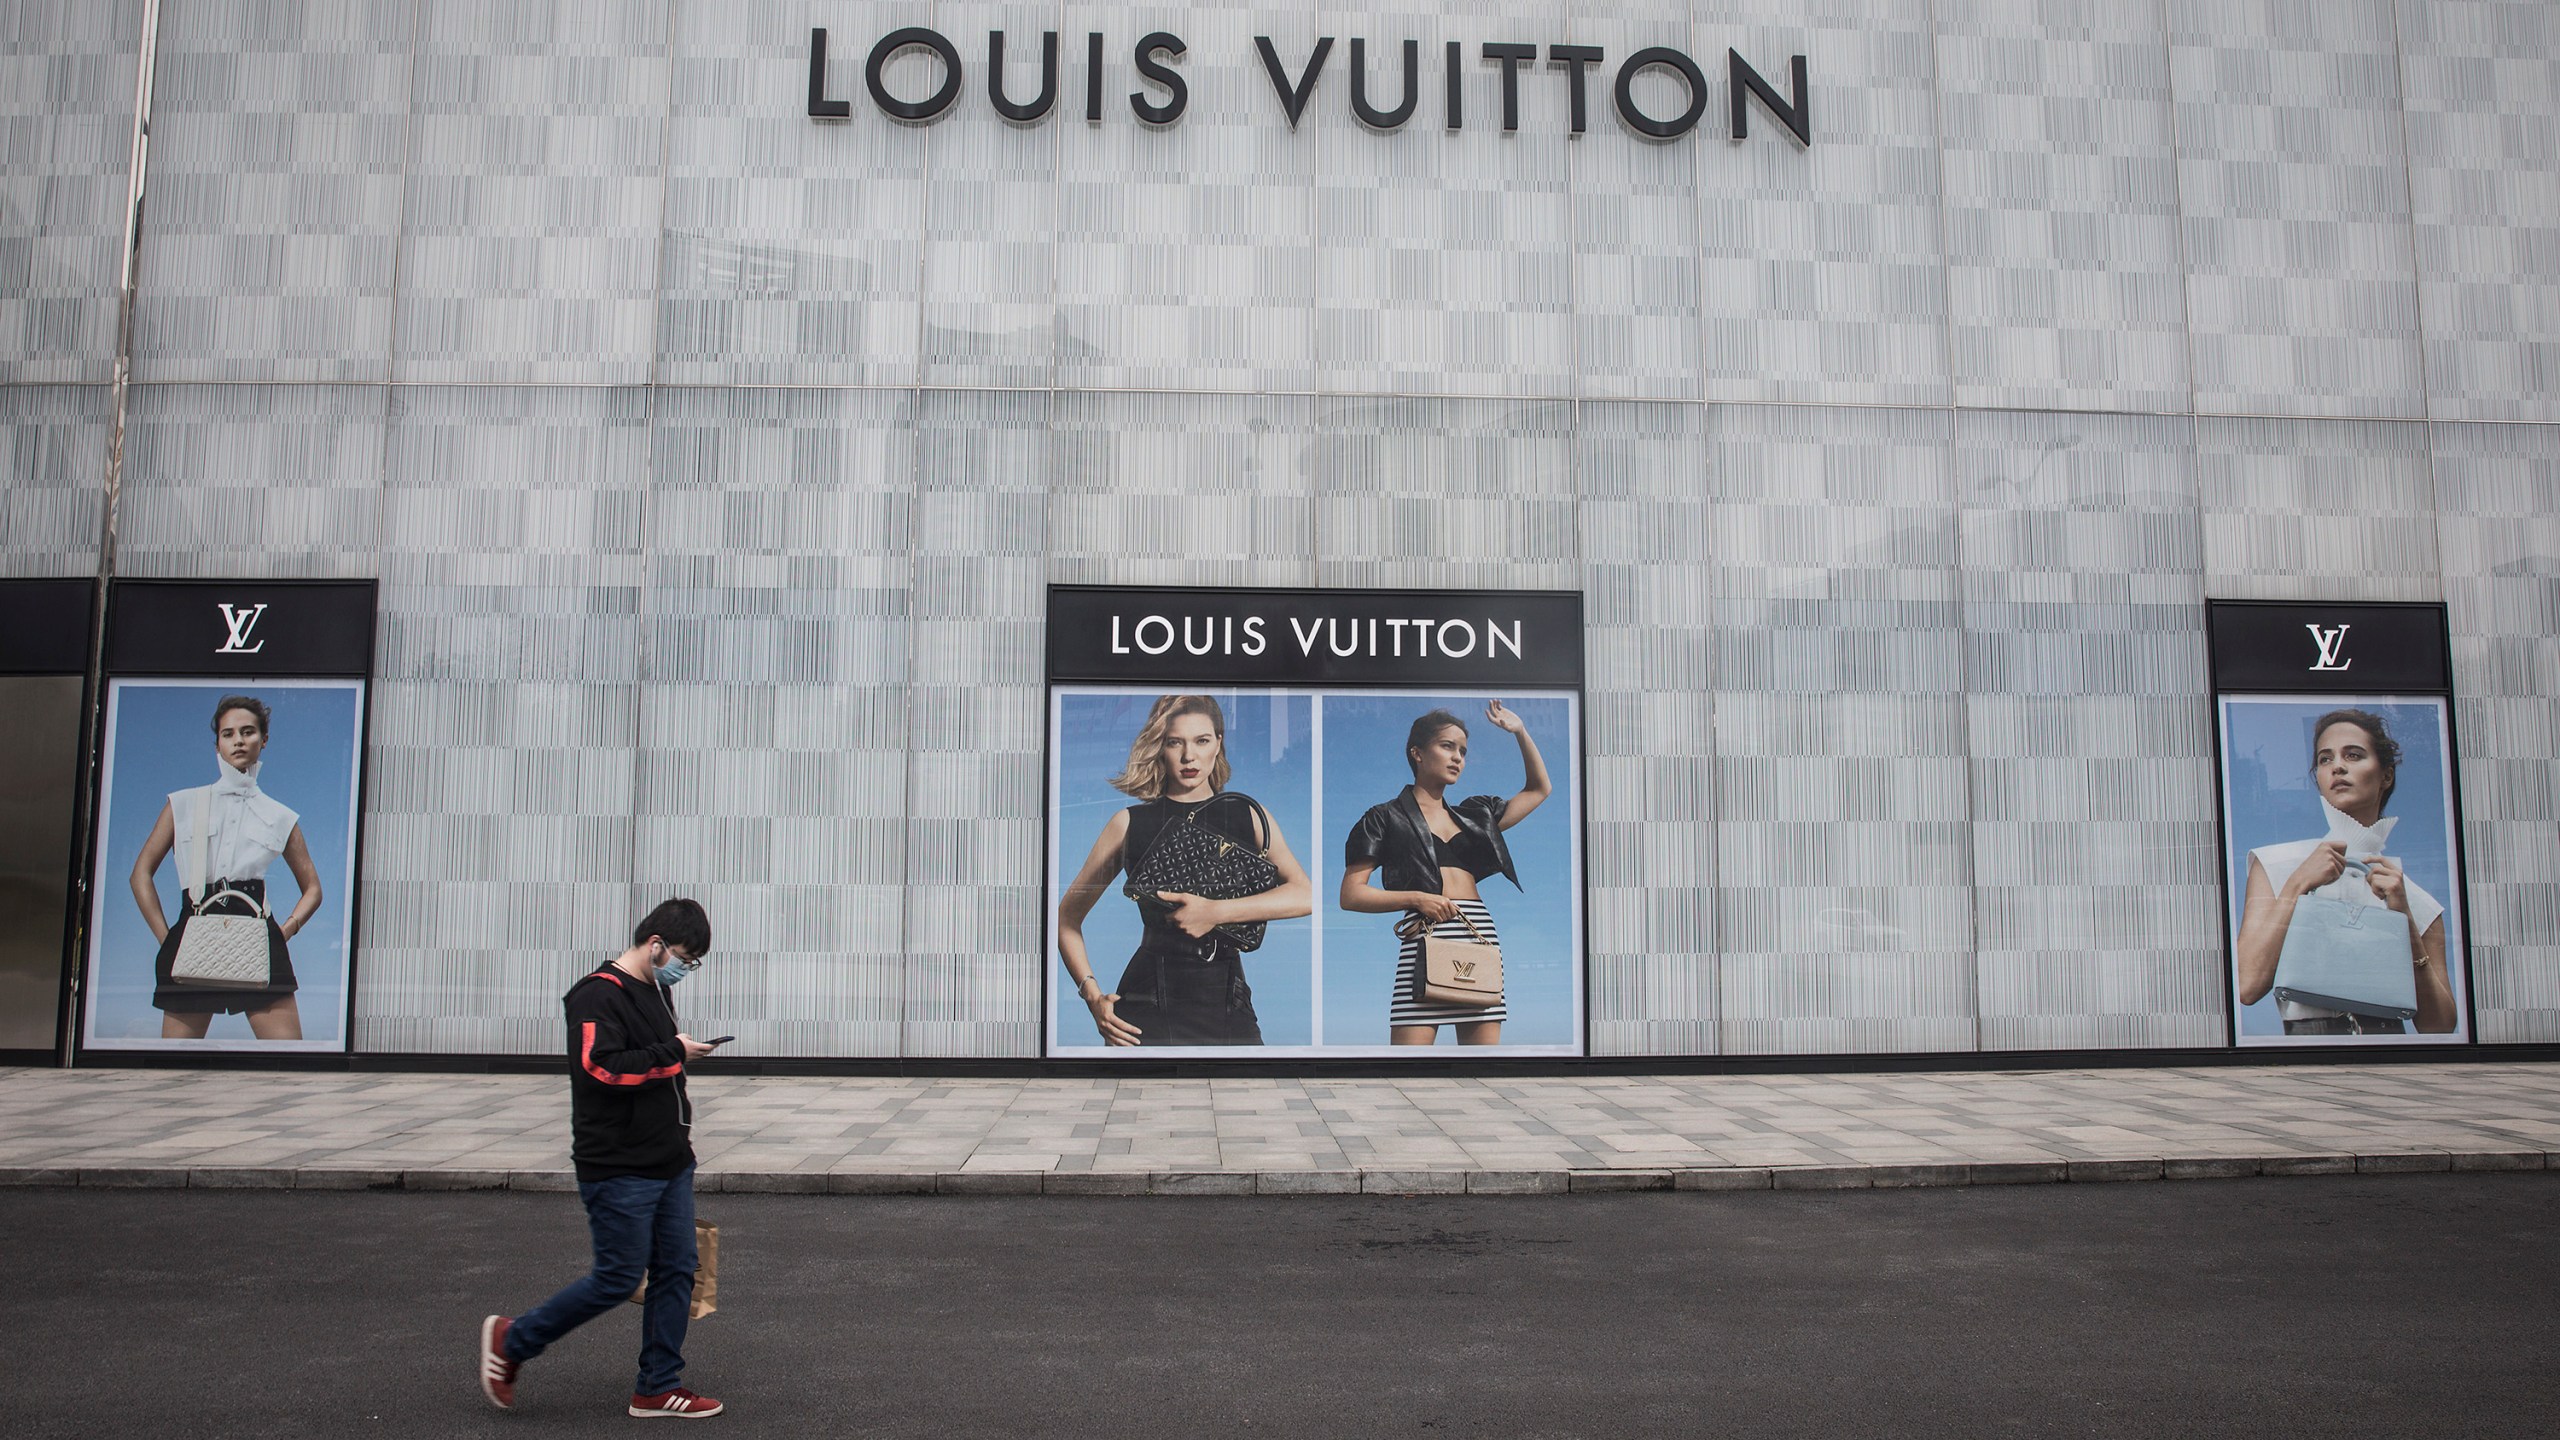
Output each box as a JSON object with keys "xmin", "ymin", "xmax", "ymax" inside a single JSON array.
[{"xmin": 625, "ymin": 1219, "xmax": 719, "ymax": 1319}]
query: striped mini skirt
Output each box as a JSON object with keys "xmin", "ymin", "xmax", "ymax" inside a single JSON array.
[{"xmin": 1390, "ymin": 898, "xmax": 1507, "ymax": 1028}]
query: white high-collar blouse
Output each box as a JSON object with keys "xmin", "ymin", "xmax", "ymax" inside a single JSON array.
[{"xmin": 168, "ymin": 759, "xmax": 299, "ymax": 894}]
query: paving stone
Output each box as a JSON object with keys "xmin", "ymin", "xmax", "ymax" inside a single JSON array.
[
  {"xmin": 2356, "ymin": 1151, "xmax": 2453, "ymax": 1175},
  {"xmin": 1151, "ymin": 1172, "xmax": 1256, "ymax": 1196},
  {"xmin": 1968, "ymin": 1162, "xmax": 2068, "ymax": 1186},
  {"xmin": 2164, "ymin": 1157, "xmax": 2262, "ymax": 1181},
  {"xmin": 718, "ymin": 1172, "xmax": 829, "ymax": 1194},
  {"xmin": 79, "ymin": 1168, "xmax": 188, "ymax": 1188},
  {"xmin": 1770, "ymin": 1166, "xmax": 1874, "ymax": 1191},
  {"xmin": 1042, "ymin": 1172, "xmax": 1152, "ymax": 1196},
  {"xmin": 0, "ymin": 1167, "xmax": 77, "ymax": 1187},
  {"xmin": 7, "ymin": 1063, "xmax": 2560, "ymax": 1198},
  {"xmin": 939, "ymin": 1171, "xmax": 1044, "ymax": 1196},
  {"xmin": 1568, "ymin": 1169, "xmax": 1673, "ymax": 1193},
  {"xmin": 825, "ymin": 1172, "xmax": 937, "ymax": 1195},
  {"xmin": 1253, "ymin": 1171, "xmax": 1363, "ymax": 1196},
  {"xmin": 294, "ymin": 1169, "xmax": 402, "ymax": 1191},
  {"xmin": 1673, "ymin": 1167, "xmax": 1772, "ymax": 1191},
  {"xmin": 1362, "ymin": 1169, "xmax": 1470, "ymax": 1195},
  {"xmin": 2259, "ymin": 1154, "xmax": 2358, "ymax": 1177},
  {"xmin": 184, "ymin": 1167, "xmax": 293, "ymax": 1190},
  {"xmin": 2067, "ymin": 1159, "xmax": 2163, "ymax": 1183},
  {"xmin": 401, "ymin": 1169, "xmax": 513, "ymax": 1191},
  {"xmin": 1464, "ymin": 1170, "xmax": 1567, "ymax": 1195},
  {"xmin": 2447, "ymin": 1151, "xmax": 2547, "ymax": 1172},
  {"xmin": 1866, "ymin": 1163, "xmax": 1972, "ymax": 1189}
]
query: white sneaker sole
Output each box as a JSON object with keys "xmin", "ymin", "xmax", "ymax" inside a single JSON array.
[
  {"xmin": 479, "ymin": 1315, "xmax": 513, "ymax": 1409},
  {"xmin": 628, "ymin": 1400, "xmax": 725, "ymax": 1418}
]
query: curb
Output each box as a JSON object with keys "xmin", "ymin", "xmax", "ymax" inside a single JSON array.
[{"xmin": 1, "ymin": 1151, "xmax": 2549, "ymax": 1195}]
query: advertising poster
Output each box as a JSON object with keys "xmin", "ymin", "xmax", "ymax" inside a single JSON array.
[
  {"xmin": 2209, "ymin": 603, "xmax": 2471, "ymax": 1047},
  {"xmin": 1046, "ymin": 588, "xmax": 1585, "ymax": 1058},
  {"xmin": 82, "ymin": 582, "xmax": 375, "ymax": 1053}
]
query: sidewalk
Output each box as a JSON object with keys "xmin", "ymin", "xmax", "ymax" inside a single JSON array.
[{"xmin": 3, "ymin": 1062, "xmax": 2556, "ymax": 1196}]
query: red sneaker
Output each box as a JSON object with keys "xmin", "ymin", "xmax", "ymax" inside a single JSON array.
[
  {"xmin": 478, "ymin": 1316, "xmax": 519, "ymax": 1409},
  {"xmin": 628, "ymin": 1388, "xmax": 725, "ymax": 1419}
]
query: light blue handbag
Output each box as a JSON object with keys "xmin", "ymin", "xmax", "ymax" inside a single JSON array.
[{"xmin": 2271, "ymin": 861, "xmax": 2419, "ymax": 1021}]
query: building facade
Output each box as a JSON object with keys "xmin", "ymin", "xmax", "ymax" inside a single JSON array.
[{"xmin": 2, "ymin": 0, "xmax": 2555, "ymax": 1064}]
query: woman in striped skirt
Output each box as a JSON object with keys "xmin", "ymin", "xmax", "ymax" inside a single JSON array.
[{"xmin": 1340, "ymin": 702, "xmax": 1552, "ymax": 1046}]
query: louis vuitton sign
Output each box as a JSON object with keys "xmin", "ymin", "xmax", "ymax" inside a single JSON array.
[
  {"xmin": 103, "ymin": 580, "xmax": 377, "ymax": 679},
  {"xmin": 808, "ymin": 27, "xmax": 1811, "ymax": 144},
  {"xmin": 2206, "ymin": 601, "xmax": 2451, "ymax": 695}
]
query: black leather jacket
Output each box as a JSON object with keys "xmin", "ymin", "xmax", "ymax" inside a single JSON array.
[{"xmin": 1343, "ymin": 786, "xmax": 1521, "ymax": 897}]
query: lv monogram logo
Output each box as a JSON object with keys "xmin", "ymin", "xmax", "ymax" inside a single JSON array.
[
  {"xmin": 2305, "ymin": 623, "xmax": 2352, "ymax": 672},
  {"xmin": 217, "ymin": 603, "xmax": 270, "ymax": 655},
  {"xmin": 1452, "ymin": 960, "xmax": 1475, "ymax": 978}
]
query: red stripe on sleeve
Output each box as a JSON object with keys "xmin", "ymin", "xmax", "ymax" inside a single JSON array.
[{"xmin": 580, "ymin": 1020, "xmax": 684, "ymax": 1087}]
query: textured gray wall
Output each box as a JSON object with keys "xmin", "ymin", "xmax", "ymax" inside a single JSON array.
[{"xmin": 2, "ymin": 0, "xmax": 2555, "ymax": 1056}]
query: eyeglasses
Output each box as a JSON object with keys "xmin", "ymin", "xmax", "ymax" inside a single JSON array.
[{"xmin": 659, "ymin": 945, "xmax": 703, "ymax": 973}]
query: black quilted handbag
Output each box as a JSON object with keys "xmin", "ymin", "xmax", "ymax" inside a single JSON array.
[{"xmin": 1121, "ymin": 794, "xmax": 1282, "ymax": 951}]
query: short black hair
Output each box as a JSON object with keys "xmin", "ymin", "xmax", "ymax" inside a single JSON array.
[
  {"xmin": 211, "ymin": 694, "xmax": 272, "ymax": 736},
  {"xmin": 2310, "ymin": 708, "xmax": 2402, "ymax": 810},
  {"xmin": 633, "ymin": 897, "xmax": 712, "ymax": 957},
  {"xmin": 1404, "ymin": 709, "xmax": 1468, "ymax": 778}
]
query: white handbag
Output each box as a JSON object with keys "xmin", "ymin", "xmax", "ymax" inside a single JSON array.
[
  {"xmin": 2270, "ymin": 860, "xmax": 2419, "ymax": 1021},
  {"xmin": 168, "ymin": 790, "xmax": 272, "ymax": 987}
]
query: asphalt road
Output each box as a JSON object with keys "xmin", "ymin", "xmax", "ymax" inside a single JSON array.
[{"xmin": 7, "ymin": 1175, "xmax": 2555, "ymax": 1439}]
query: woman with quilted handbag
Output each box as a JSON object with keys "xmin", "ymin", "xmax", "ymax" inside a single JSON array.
[
  {"xmin": 2235, "ymin": 708, "xmax": 2456, "ymax": 1036},
  {"xmin": 1340, "ymin": 701, "xmax": 1551, "ymax": 1046},
  {"xmin": 1055, "ymin": 694, "xmax": 1314, "ymax": 1046},
  {"xmin": 126, "ymin": 694, "xmax": 324, "ymax": 1041}
]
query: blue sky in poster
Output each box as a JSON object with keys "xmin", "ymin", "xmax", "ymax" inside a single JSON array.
[
  {"xmin": 88, "ymin": 679, "xmax": 363, "ymax": 1044},
  {"xmin": 1051, "ymin": 690, "xmax": 1317, "ymax": 1048},
  {"xmin": 1319, "ymin": 693, "xmax": 1577, "ymax": 1048},
  {"xmin": 2220, "ymin": 695, "xmax": 2460, "ymax": 1039}
]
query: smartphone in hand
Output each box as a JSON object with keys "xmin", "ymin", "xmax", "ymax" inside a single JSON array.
[{"xmin": 705, "ymin": 1035, "xmax": 736, "ymax": 1047}]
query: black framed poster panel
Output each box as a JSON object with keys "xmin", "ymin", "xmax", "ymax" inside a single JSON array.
[
  {"xmin": 81, "ymin": 581, "xmax": 376, "ymax": 1055},
  {"xmin": 0, "ymin": 578, "xmax": 97, "ymax": 1059},
  {"xmin": 2207, "ymin": 600, "xmax": 2472, "ymax": 1048},
  {"xmin": 1045, "ymin": 587, "xmax": 1587, "ymax": 1059}
]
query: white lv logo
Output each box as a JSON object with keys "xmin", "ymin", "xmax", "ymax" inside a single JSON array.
[
  {"xmin": 217, "ymin": 603, "xmax": 269, "ymax": 655},
  {"xmin": 2305, "ymin": 623, "xmax": 2351, "ymax": 672}
]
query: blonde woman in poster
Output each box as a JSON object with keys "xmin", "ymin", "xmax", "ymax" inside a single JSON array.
[
  {"xmin": 127, "ymin": 694, "xmax": 323, "ymax": 1040},
  {"xmin": 2235, "ymin": 707, "xmax": 2456, "ymax": 1037},
  {"xmin": 1340, "ymin": 701, "xmax": 1551, "ymax": 1046},
  {"xmin": 1056, "ymin": 694, "xmax": 1314, "ymax": 1046}
]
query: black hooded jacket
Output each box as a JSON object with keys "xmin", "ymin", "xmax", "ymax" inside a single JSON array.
[{"xmin": 563, "ymin": 963, "xmax": 694, "ymax": 1183}]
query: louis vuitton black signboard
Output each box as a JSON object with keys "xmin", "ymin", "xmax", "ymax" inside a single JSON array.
[
  {"xmin": 103, "ymin": 580, "xmax": 377, "ymax": 679},
  {"xmin": 1048, "ymin": 586, "xmax": 1584, "ymax": 688},
  {"xmin": 2206, "ymin": 600, "xmax": 2452, "ymax": 695}
]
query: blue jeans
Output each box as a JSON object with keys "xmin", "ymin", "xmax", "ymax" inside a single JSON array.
[{"xmin": 505, "ymin": 1166, "xmax": 697, "ymax": 1395}]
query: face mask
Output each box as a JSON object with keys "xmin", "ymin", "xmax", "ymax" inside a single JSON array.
[{"xmin": 651, "ymin": 945, "xmax": 694, "ymax": 988}]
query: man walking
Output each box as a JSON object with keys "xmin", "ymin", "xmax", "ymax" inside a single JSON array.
[{"xmin": 480, "ymin": 898, "xmax": 725, "ymax": 1419}]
